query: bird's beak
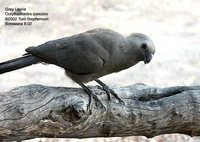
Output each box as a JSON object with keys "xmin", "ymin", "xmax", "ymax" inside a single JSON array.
[{"xmin": 144, "ymin": 52, "xmax": 153, "ymax": 64}]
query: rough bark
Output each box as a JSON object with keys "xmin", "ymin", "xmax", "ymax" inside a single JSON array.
[{"xmin": 0, "ymin": 83, "xmax": 200, "ymax": 141}]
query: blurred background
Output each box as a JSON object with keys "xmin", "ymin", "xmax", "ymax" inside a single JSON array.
[{"xmin": 0, "ymin": 0, "xmax": 200, "ymax": 141}]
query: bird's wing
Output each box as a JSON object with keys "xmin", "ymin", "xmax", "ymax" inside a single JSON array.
[
  {"xmin": 56, "ymin": 47, "xmax": 105, "ymax": 74},
  {"xmin": 25, "ymin": 29, "xmax": 121, "ymax": 74},
  {"xmin": 55, "ymin": 32, "xmax": 110, "ymax": 74},
  {"xmin": 25, "ymin": 37, "xmax": 69, "ymax": 64}
]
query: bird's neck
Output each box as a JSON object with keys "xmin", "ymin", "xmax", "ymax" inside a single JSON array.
[
  {"xmin": 122, "ymin": 42, "xmax": 144, "ymax": 68},
  {"xmin": 111, "ymin": 48, "xmax": 142, "ymax": 73}
]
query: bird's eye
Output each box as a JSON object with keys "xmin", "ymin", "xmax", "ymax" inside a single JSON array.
[{"xmin": 141, "ymin": 43, "xmax": 147, "ymax": 50}]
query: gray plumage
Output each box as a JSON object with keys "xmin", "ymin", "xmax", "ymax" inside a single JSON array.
[
  {"xmin": 0, "ymin": 28, "xmax": 155, "ymax": 107},
  {"xmin": 1, "ymin": 28, "xmax": 154, "ymax": 83}
]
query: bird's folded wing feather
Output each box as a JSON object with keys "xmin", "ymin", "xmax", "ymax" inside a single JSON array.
[{"xmin": 25, "ymin": 30, "xmax": 116, "ymax": 74}]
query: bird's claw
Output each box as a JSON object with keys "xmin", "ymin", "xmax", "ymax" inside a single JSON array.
[
  {"xmin": 91, "ymin": 92, "xmax": 106, "ymax": 110},
  {"xmin": 108, "ymin": 87, "xmax": 125, "ymax": 105},
  {"xmin": 98, "ymin": 82, "xmax": 125, "ymax": 105},
  {"xmin": 86, "ymin": 91, "xmax": 106, "ymax": 113},
  {"xmin": 118, "ymin": 98, "xmax": 125, "ymax": 105},
  {"xmin": 78, "ymin": 83, "xmax": 106, "ymax": 113}
]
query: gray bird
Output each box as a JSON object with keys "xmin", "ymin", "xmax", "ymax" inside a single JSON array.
[{"xmin": 0, "ymin": 28, "xmax": 155, "ymax": 109}]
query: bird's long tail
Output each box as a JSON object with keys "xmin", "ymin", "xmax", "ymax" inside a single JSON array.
[{"xmin": 0, "ymin": 54, "xmax": 41, "ymax": 74}]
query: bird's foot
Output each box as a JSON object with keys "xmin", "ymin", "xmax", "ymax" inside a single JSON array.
[
  {"xmin": 90, "ymin": 91, "xmax": 106, "ymax": 110},
  {"xmin": 95, "ymin": 79, "xmax": 125, "ymax": 105},
  {"xmin": 78, "ymin": 83, "xmax": 106, "ymax": 111}
]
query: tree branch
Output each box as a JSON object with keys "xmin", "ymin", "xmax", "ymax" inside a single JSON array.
[{"xmin": 0, "ymin": 83, "xmax": 200, "ymax": 141}]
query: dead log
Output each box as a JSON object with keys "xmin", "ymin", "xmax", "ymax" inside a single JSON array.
[{"xmin": 0, "ymin": 83, "xmax": 200, "ymax": 141}]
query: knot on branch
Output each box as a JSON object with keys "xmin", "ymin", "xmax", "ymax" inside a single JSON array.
[{"xmin": 61, "ymin": 101, "xmax": 87, "ymax": 123}]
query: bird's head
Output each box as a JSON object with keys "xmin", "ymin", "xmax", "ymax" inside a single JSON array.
[{"xmin": 127, "ymin": 33, "xmax": 155, "ymax": 64}]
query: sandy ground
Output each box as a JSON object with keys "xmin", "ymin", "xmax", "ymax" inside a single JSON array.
[{"xmin": 0, "ymin": 0, "xmax": 200, "ymax": 142}]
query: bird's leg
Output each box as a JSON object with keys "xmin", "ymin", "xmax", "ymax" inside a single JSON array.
[
  {"xmin": 95, "ymin": 79, "xmax": 125, "ymax": 105},
  {"xmin": 78, "ymin": 82, "xmax": 106, "ymax": 110}
]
